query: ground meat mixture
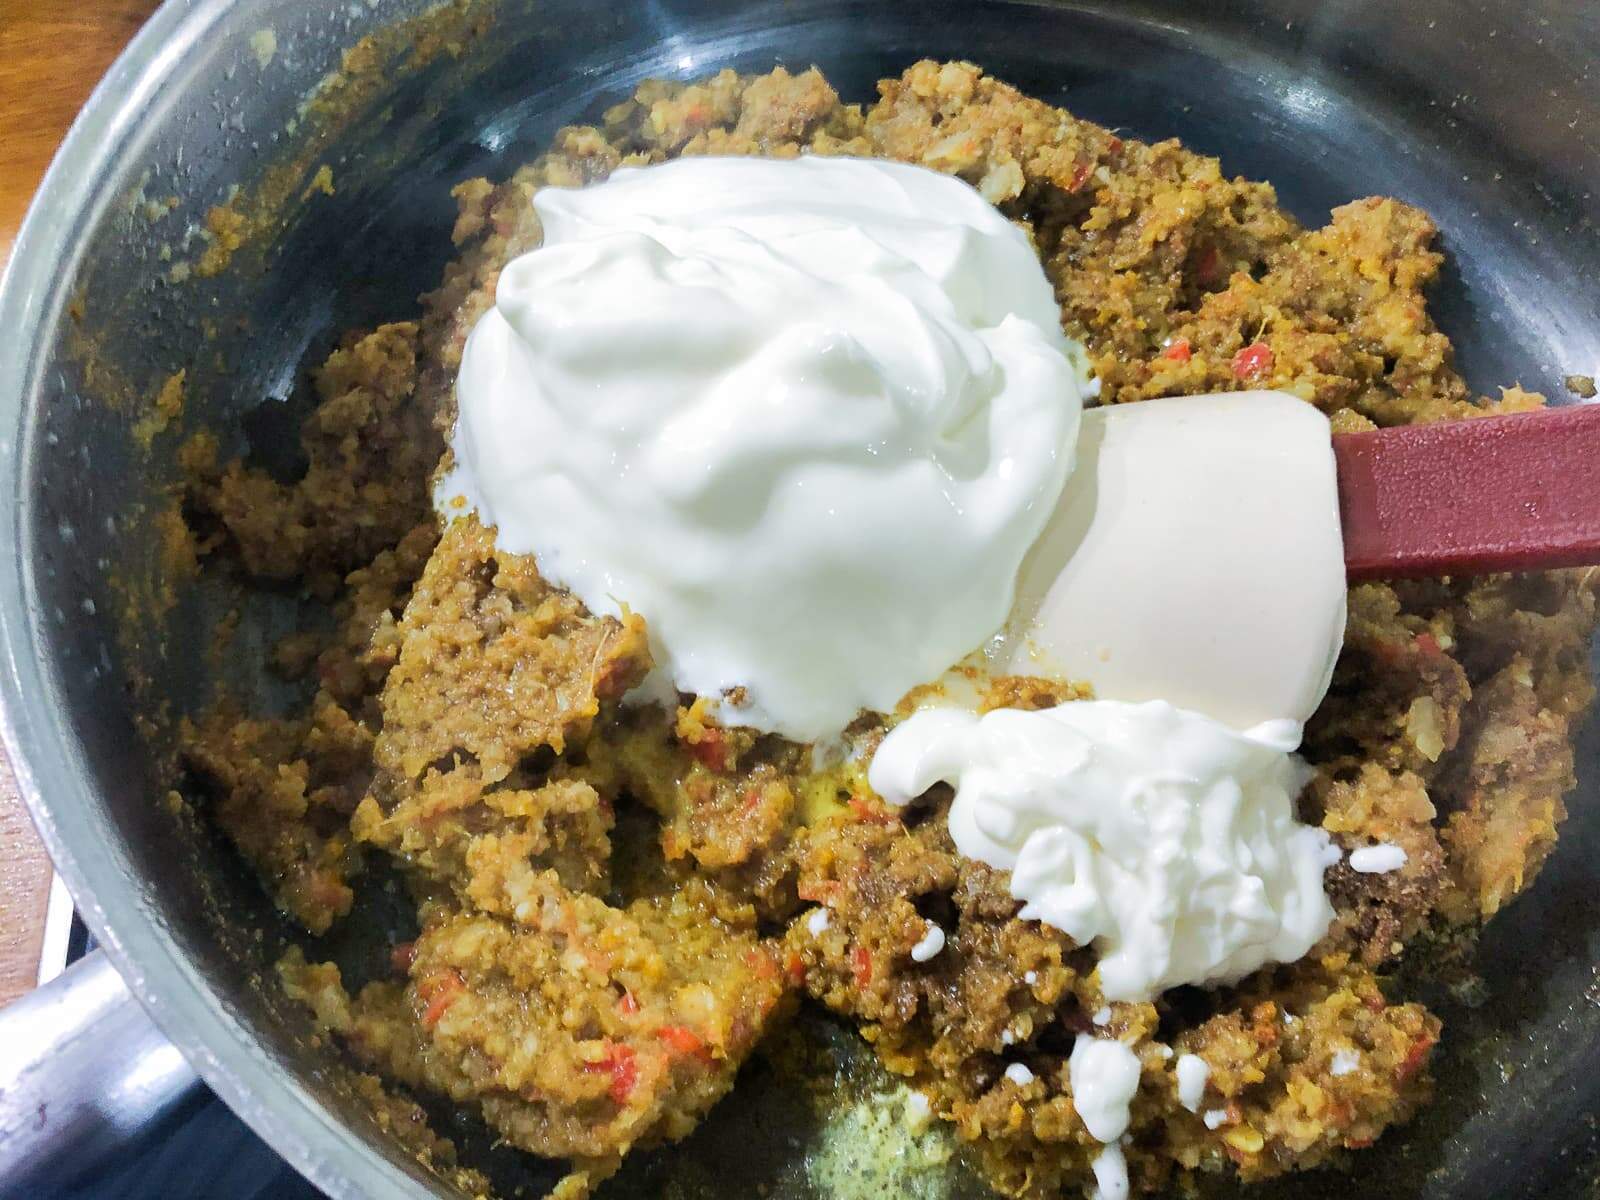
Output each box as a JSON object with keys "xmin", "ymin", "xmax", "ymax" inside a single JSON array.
[
  {"xmin": 279, "ymin": 877, "xmax": 789, "ymax": 1188},
  {"xmin": 177, "ymin": 60, "xmax": 1597, "ymax": 1200},
  {"xmin": 183, "ymin": 322, "xmax": 441, "ymax": 596}
]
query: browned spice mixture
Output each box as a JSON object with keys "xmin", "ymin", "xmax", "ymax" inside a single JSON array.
[{"xmin": 177, "ymin": 61, "xmax": 1598, "ymax": 1199}]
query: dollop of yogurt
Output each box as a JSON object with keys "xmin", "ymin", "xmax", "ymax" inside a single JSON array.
[
  {"xmin": 1069, "ymin": 1035, "xmax": 1143, "ymax": 1142},
  {"xmin": 441, "ymin": 155, "xmax": 1091, "ymax": 742},
  {"xmin": 868, "ymin": 699, "xmax": 1338, "ymax": 1002},
  {"xmin": 1174, "ymin": 1053, "xmax": 1210, "ymax": 1112}
]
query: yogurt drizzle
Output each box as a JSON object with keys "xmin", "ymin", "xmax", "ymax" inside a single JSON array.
[{"xmin": 869, "ymin": 700, "xmax": 1338, "ymax": 1003}]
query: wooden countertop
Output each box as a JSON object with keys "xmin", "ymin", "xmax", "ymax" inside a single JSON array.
[{"xmin": 0, "ymin": 0, "xmax": 161, "ymax": 1007}]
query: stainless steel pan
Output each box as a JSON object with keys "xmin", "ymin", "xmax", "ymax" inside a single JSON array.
[{"xmin": 1, "ymin": 1, "xmax": 1597, "ymax": 1196}]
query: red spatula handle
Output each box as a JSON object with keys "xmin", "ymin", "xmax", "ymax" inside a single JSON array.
[{"xmin": 1336, "ymin": 403, "xmax": 1600, "ymax": 581}]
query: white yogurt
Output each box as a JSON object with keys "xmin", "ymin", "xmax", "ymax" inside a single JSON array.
[
  {"xmin": 1175, "ymin": 1054, "xmax": 1210, "ymax": 1112},
  {"xmin": 1068, "ymin": 1035, "xmax": 1142, "ymax": 1142},
  {"xmin": 910, "ymin": 922, "xmax": 947, "ymax": 963},
  {"xmin": 1090, "ymin": 1143, "xmax": 1130, "ymax": 1200},
  {"xmin": 442, "ymin": 155, "xmax": 1091, "ymax": 742},
  {"xmin": 1349, "ymin": 843, "xmax": 1408, "ymax": 874},
  {"xmin": 1003, "ymin": 1062, "xmax": 1036, "ymax": 1086},
  {"xmin": 868, "ymin": 699, "xmax": 1337, "ymax": 1002}
]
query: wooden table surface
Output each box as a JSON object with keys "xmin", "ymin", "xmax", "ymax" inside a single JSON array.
[{"xmin": 0, "ymin": 0, "xmax": 161, "ymax": 1007}]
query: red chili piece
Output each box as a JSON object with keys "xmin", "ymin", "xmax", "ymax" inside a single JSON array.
[
  {"xmin": 1232, "ymin": 342, "xmax": 1273, "ymax": 380},
  {"xmin": 851, "ymin": 946, "xmax": 873, "ymax": 987},
  {"xmin": 418, "ymin": 970, "xmax": 465, "ymax": 1029},
  {"xmin": 584, "ymin": 1042, "xmax": 640, "ymax": 1105},
  {"xmin": 656, "ymin": 1025, "xmax": 711, "ymax": 1061},
  {"xmin": 1396, "ymin": 1034, "xmax": 1436, "ymax": 1085},
  {"xmin": 686, "ymin": 727, "xmax": 729, "ymax": 771},
  {"xmin": 848, "ymin": 795, "xmax": 896, "ymax": 825}
]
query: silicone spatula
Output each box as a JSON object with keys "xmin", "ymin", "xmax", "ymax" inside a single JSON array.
[
  {"xmin": 1336, "ymin": 402, "xmax": 1600, "ymax": 581},
  {"xmin": 998, "ymin": 391, "xmax": 1600, "ymax": 732}
]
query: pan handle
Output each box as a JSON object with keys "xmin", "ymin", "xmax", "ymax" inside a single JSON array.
[{"xmin": 0, "ymin": 949, "xmax": 203, "ymax": 1197}]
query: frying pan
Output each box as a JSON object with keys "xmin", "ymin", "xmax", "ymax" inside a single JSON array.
[{"xmin": 0, "ymin": 0, "xmax": 1597, "ymax": 1196}]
